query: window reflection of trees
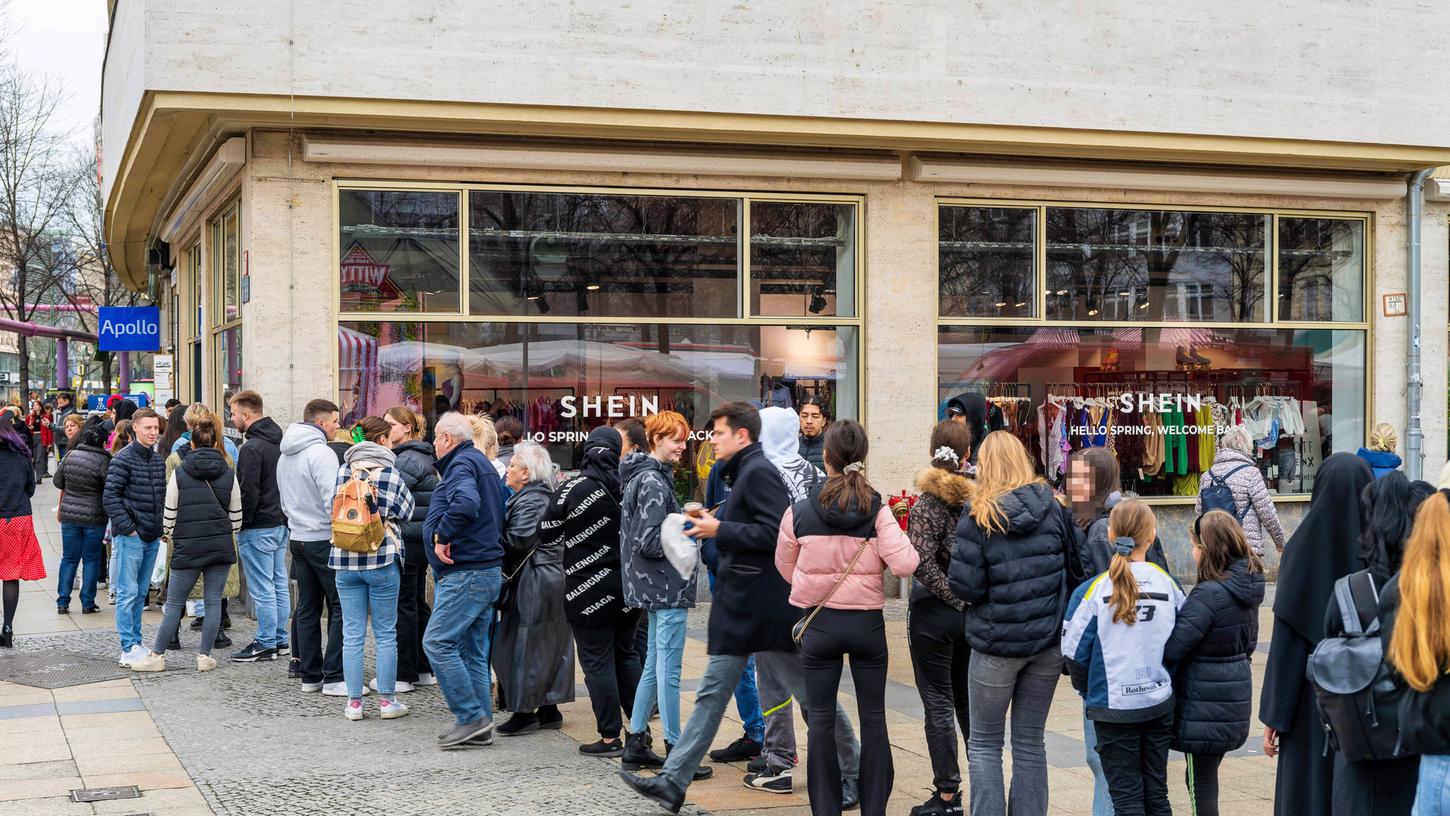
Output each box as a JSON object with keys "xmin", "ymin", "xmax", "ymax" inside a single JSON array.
[
  {"xmin": 338, "ymin": 191, "xmax": 460, "ymax": 312},
  {"xmin": 938, "ymin": 207, "xmax": 1035, "ymax": 317},
  {"xmin": 467, "ymin": 192, "xmax": 737, "ymax": 318},
  {"xmin": 751, "ymin": 202, "xmax": 852, "ymax": 316},
  {"xmin": 1278, "ymin": 218, "xmax": 1361, "ymax": 322},
  {"xmin": 1045, "ymin": 209, "xmax": 1266, "ymax": 322}
]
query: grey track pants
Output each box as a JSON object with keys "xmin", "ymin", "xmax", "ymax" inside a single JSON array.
[{"xmin": 754, "ymin": 649, "xmax": 861, "ymax": 778}]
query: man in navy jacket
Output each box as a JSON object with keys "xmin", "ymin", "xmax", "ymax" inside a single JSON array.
[
  {"xmin": 102, "ymin": 408, "xmax": 166, "ymax": 666},
  {"xmin": 421, "ymin": 412, "xmax": 506, "ymax": 749}
]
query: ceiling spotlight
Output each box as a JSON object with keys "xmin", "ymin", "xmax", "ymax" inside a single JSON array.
[
  {"xmin": 585, "ymin": 284, "xmax": 601, "ymax": 291},
  {"xmin": 1138, "ymin": 302, "xmax": 1149, "ymax": 309},
  {"xmin": 1055, "ymin": 289, "xmax": 1068, "ymax": 296},
  {"xmin": 526, "ymin": 294, "xmax": 540, "ymax": 301},
  {"xmin": 994, "ymin": 301, "xmax": 1008, "ymax": 308},
  {"xmin": 1118, "ymin": 291, "xmax": 1132, "ymax": 296},
  {"xmin": 1014, "ymin": 302, "xmax": 1027, "ymax": 308},
  {"xmin": 1088, "ymin": 308, "xmax": 1099, "ymax": 316}
]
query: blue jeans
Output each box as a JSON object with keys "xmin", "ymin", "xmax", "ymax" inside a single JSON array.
[
  {"xmin": 1417, "ymin": 754, "xmax": 1450, "ymax": 816},
  {"xmin": 423, "ymin": 567, "xmax": 502, "ymax": 726},
  {"xmin": 336, "ymin": 563, "xmax": 401, "ymax": 701},
  {"xmin": 1083, "ymin": 713, "xmax": 1114, "ymax": 816},
  {"xmin": 57, "ymin": 524, "xmax": 104, "ymax": 610},
  {"xmin": 630, "ymin": 607, "xmax": 688, "ymax": 744},
  {"xmin": 237, "ymin": 526, "xmax": 290, "ymax": 647},
  {"xmin": 707, "ymin": 571, "xmax": 764, "ymax": 742},
  {"xmin": 112, "ymin": 534, "xmax": 160, "ymax": 651}
]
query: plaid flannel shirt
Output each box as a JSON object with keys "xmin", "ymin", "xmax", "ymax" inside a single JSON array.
[{"xmin": 328, "ymin": 462, "xmax": 416, "ymax": 571}]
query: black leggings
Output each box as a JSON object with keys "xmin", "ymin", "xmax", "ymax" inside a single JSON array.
[
  {"xmin": 573, "ymin": 610, "xmax": 643, "ymax": 739},
  {"xmin": 907, "ymin": 596, "xmax": 970, "ymax": 793},
  {"xmin": 2, "ymin": 580, "xmax": 17, "ymax": 627},
  {"xmin": 800, "ymin": 607, "xmax": 892, "ymax": 816},
  {"xmin": 1186, "ymin": 752, "xmax": 1223, "ymax": 816},
  {"xmin": 1095, "ymin": 710, "xmax": 1173, "ymax": 816}
]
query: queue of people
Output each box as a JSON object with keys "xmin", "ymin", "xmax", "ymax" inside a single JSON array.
[{"xmin": 2, "ymin": 387, "xmax": 1449, "ymax": 816}]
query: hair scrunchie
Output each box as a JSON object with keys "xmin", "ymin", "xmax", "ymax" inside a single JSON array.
[
  {"xmin": 1113, "ymin": 537, "xmax": 1137, "ymax": 556},
  {"xmin": 932, "ymin": 446, "xmax": 960, "ymax": 465},
  {"xmin": 843, "ymin": 461, "xmax": 866, "ymax": 474}
]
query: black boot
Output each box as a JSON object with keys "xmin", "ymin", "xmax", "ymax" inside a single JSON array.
[
  {"xmin": 168, "ymin": 632, "xmax": 181, "ymax": 652},
  {"xmin": 665, "ymin": 742, "xmax": 714, "ymax": 781},
  {"xmin": 618, "ymin": 769, "xmax": 684, "ymax": 813},
  {"xmin": 621, "ymin": 731, "xmax": 664, "ymax": 770},
  {"xmin": 0, "ymin": 625, "xmax": 12, "ymax": 648}
]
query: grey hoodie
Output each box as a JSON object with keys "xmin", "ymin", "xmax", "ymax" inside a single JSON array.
[
  {"xmin": 761, "ymin": 406, "xmax": 824, "ymax": 503},
  {"xmin": 278, "ymin": 422, "xmax": 340, "ymax": 541},
  {"xmin": 618, "ymin": 451, "xmax": 696, "ymax": 610}
]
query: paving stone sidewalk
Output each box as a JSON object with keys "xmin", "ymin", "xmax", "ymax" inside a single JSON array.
[{"xmin": 0, "ymin": 480, "xmax": 1281, "ymax": 814}]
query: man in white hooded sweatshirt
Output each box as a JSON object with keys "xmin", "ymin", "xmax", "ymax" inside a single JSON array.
[{"xmin": 745, "ymin": 407, "xmax": 863, "ymax": 802}]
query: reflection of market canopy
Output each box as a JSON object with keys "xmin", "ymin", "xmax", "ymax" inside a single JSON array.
[
  {"xmin": 944, "ymin": 326, "xmax": 1226, "ymax": 383},
  {"xmin": 339, "ymin": 232, "xmax": 459, "ymax": 310}
]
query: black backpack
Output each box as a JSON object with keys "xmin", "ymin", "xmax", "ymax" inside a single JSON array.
[
  {"xmin": 1199, "ymin": 463, "xmax": 1253, "ymax": 521},
  {"xmin": 1306, "ymin": 570, "xmax": 1406, "ymax": 762}
]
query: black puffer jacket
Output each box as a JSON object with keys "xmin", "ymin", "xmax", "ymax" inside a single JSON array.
[
  {"xmin": 948, "ymin": 481, "xmax": 1070, "ymax": 657},
  {"xmin": 53, "ymin": 443, "xmax": 110, "ymax": 526},
  {"xmin": 103, "ymin": 440, "xmax": 167, "ymax": 541},
  {"xmin": 798, "ymin": 432, "xmax": 825, "ymax": 472},
  {"xmin": 392, "ymin": 440, "xmax": 439, "ymax": 547},
  {"xmin": 165, "ymin": 446, "xmax": 240, "ymax": 571},
  {"xmin": 1163, "ymin": 558, "xmax": 1264, "ymax": 754}
]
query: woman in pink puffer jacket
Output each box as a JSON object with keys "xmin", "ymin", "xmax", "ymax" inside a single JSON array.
[{"xmin": 775, "ymin": 419, "xmax": 919, "ymax": 816}]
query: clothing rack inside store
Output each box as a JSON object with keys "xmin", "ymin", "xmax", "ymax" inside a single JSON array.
[{"xmin": 942, "ymin": 381, "xmax": 1032, "ymax": 400}]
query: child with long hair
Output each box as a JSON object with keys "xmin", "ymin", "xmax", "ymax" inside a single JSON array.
[
  {"xmin": 1386, "ymin": 490, "xmax": 1450, "ymax": 816},
  {"xmin": 1163, "ymin": 511, "xmax": 1265, "ymax": 816},
  {"xmin": 1062, "ymin": 499, "xmax": 1185, "ymax": 816}
]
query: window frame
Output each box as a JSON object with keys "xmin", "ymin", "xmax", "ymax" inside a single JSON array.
[
  {"xmin": 935, "ymin": 196, "xmax": 1373, "ymax": 504},
  {"xmin": 332, "ymin": 180, "xmax": 867, "ymax": 427},
  {"xmin": 207, "ymin": 198, "xmax": 244, "ymax": 411}
]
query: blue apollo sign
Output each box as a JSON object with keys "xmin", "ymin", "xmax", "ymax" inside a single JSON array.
[{"xmin": 97, "ymin": 306, "xmax": 162, "ymax": 352}]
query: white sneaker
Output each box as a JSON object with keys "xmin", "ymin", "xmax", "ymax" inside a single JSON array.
[
  {"xmin": 196, "ymin": 654, "xmax": 217, "ymax": 672},
  {"xmin": 322, "ymin": 682, "xmax": 369, "ymax": 697},
  {"xmin": 379, "ymin": 698, "xmax": 410, "ymax": 720},
  {"xmin": 117, "ymin": 645, "xmax": 146, "ymax": 667},
  {"xmin": 301, "ymin": 682, "xmax": 324, "ymax": 693},
  {"xmin": 130, "ymin": 652, "xmax": 166, "ymax": 673},
  {"xmin": 369, "ymin": 678, "xmax": 414, "ymax": 694},
  {"xmin": 414, "ymin": 672, "xmax": 437, "ymax": 687},
  {"xmin": 344, "ymin": 699, "xmax": 364, "ymax": 721}
]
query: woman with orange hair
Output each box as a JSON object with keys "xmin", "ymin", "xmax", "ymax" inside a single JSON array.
[{"xmin": 1386, "ymin": 490, "xmax": 1450, "ymax": 815}]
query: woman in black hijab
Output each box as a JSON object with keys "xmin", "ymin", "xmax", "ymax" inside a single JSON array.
[
  {"xmin": 1259, "ymin": 452, "xmax": 1373, "ymax": 816},
  {"xmin": 546, "ymin": 426, "xmax": 639, "ymax": 756}
]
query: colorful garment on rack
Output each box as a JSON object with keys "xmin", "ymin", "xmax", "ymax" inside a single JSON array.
[
  {"xmin": 1172, "ymin": 473, "xmax": 1200, "ymax": 497},
  {"xmin": 1163, "ymin": 407, "xmax": 1189, "ymax": 477},
  {"xmin": 1143, "ymin": 410, "xmax": 1165, "ymax": 477}
]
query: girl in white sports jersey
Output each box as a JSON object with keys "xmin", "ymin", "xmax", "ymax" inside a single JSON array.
[{"xmin": 1062, "ymin": 499, "xmax": 1186, "ymax": 816}]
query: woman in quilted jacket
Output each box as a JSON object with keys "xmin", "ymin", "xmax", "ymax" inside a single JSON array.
[
  {"xmin": 1195, "ymin": 425, "xmax": 1284, "ymax": 557},
  {"xmin": 776, "ymin": 419, "xmax": 918, "ymax": 816},
  {"xmin": 905, "ymin": 420, "xmax": 974, "ymax": 816},
  {"xmin": 1163, "ymin": 511, "xmax": 1265, "ymax": 816}
]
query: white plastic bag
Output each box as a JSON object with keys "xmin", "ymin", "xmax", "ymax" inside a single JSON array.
[
  {"xmin": 660, "ymin": 513, "xmax": 698, "ymax": 580},
  {"xmin": 150, "ymin": 538, "xmax": 169, "ymax": 587}
]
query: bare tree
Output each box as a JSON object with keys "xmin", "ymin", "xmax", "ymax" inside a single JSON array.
[
  {"xmin": 0, "ymin": 57, "xmax": 84, "ymax": 396},
  {"xmin": 62, "ymin": 147, "xmax": 140, "ymax": 391}
]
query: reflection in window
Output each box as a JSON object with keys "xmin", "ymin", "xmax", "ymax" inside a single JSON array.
[
  {"xmin": 938, "ymin": 206, "xmax": 1035, "ymax": 318},
  {"xmin": 1278, "ymin": 218, "xmax": 1364, "ymax": 322},
  {"xmin": 1045, "ymin": 208, "xmax": 1267, "ymax": 322},
  {"xmin": 468, "ymin": 192, "xmax": 738, "ymax": 318},
  {"xmin": 338, "ymin": 321, "xmax": 858, "ymax": 493},
  {"xmin": 339, "ymin": 190, "xmax": 461, "ymax": 313},
  {"xmin": 214, "ymin": 326, "xmax": 243, "ymax": 429},
  {"xmin": 937, "ymin": 325, "xmax": 1364, "ymax": 497},
  {"xmin": 750, "ymin": 202, "xmax": 856, "ymax": 317}
]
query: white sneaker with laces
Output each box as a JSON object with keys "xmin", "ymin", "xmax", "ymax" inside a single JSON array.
[
  {"xmin": 379, "ymin": 699, "xmax": 410, "ymax": 720},
  {"xmin": 118, "ymin": 645, "xmax": 147, "ymax": 667},
  {"xmin": 369, "ymin": 678, "xmax": 414, "ymax": 694},
  {"xmin": 414, "ymin": 672, "xmax": 437, "ymax": 687},
  {"xmin": 196, "ymin": 654, "xmax": 217, "ymax": 672},
  {"xmin": 344, "ymin": 699, "xmax": 364, "ymax": 721},
  {"xmin": 323, "ymin": 682, "xmax": 368, "ymax": 697},
  {"xmin": 130, "ymin": 652, "xmax": 166, "ymax": 673},
  {"xmin": 301, "ymin": 682, "xmax": 324, "ymax": 693}
]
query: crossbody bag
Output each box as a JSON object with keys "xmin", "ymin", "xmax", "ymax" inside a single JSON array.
[{"xmin": 791, "ymin": 536, "xmax": 872, "ymax": 646}]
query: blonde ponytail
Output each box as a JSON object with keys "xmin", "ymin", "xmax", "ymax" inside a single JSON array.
[{"xmin": 1106, "ymin": 499, "xmax": 1156, "ymax": 625}]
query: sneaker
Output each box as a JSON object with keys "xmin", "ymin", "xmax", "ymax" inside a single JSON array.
[
  {"xmin": 130, "ymin": 652, "xmax": 166, "ymax": 673},
  {"xmin": 744, "ymin": 767, "xmax": 793, "ymax": 794},
  {"xmin": 287, "ymin": 658, "xmax": 301, "ymax": 679},
  {"xmin": 710, "ymin": 734, "xmax": 763, "ymax": 763},
  {"xmin": 322, "ymin": 682, "xmax": 367, "ymax": 697},
  {"xmin": 439, "ymin": 719, "xmax": 492, "ymax": 748},
  {"xmin": 196, "ymin": 654, "xmax": 217, "ymax": 672},
  {"xmin": 301, "ymin": 681, "xmax": 324, "ymax": 693},
  {"xmin": 56, "ymin": 606, "xmax": 69, "ymax": 615},
  {"xmin": 379, "ymin": 699, "xmax": 410, "ymax": 720},
  {"xmin": 910, "ymin": 789, "xmax": 965, "ymax": 816},
  {"xmin": 496, "ymin": 712, "xmax": 539, "ymax": 736},
  {"xmin": 344, "ymin": 699, "xmax": 364, "ymax": 721},
  {"xmin": 81, "ymin": 606, "xmax": 100, "ymax": 614},
  {"xmin": 275, "ymin": 641, "xmax": 290, "ymax": 656},
  {"xmin": 369, "ymin": 677, "xmax": 414, "ymax": 694},
  {"xmin": 117, "ymin": 645, "xmax": 146, "ymax": 667},
  {"xmin": 414, "ymin": 672, "xmax": 437, "ymax": 686},
  {"xmin": 230, "ymin": 642, "xmax": 278, "ymax": 663},
  {"xmin": 747, "ymin": 754, "xmax": 796, "ymax": 774},
  {"xmin": 579, "ymin": 738, "xmax": 625, "ymax": 757}
]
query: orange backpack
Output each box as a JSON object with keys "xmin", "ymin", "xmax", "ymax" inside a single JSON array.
[{"xmin": 331, "ymin": 466, "xmax": 384, "ymax": 553}]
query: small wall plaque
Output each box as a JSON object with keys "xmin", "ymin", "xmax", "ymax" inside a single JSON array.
[{"xmin": 1383, "ymin": 293, "xmax": 1407, "ymax": 317}]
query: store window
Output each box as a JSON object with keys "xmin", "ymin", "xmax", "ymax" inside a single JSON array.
[
  {"xmin": 938, "ymin": 201, "xmax": 1368, "ymax": 502},
  {"xmin": 187, "ymin": 242, "xmax": 202, "ymax": 403},
  {"xmin": 339, "ymin": 320, "xmax": 858, "ymax": 492},
  {"xmin": 338, "ymin": 185, "xmax": 863, "ymax": 495},
  {"xmin": 211, "ymin": 201, "xmax": 241, "ymax": 327},
  {"xmin": 214, "ymin": 325, "xmax": 243, "ymax": 418},
  {"xmin": 750, "ymin": 201, "xmax": 857, "ymax": 317},
  {"xmin": 339, "ymin": 190, "xmax": 461, "ymax": 313}
]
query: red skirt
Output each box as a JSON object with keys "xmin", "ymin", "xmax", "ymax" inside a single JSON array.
[{"xmin": 0, "ymin": 515, "xmax": 46, "ymax": 581}]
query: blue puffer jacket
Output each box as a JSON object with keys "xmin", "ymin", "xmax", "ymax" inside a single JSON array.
[
  {"xmin": 423, "ymin": 440, "xmax": 505, "ymax": 577},
  {"xmin": 1355, "ymin": 448, "xmax": 1402, "ymax": 481},
  {"xmin": 103, "ymin": 440, "xmax": 167, "ymax": 541}
]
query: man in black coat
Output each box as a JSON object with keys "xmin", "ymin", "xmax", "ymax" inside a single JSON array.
[
  {"xmin": 102, "ymin": 408, "xmax": 166, "ymax": 666},
  {"xmin": 227, "ymin": 390, "xmax": 290, "ymax": 663},
  {"xmin": 621, "ymin": 402, "xmax": 848, "ymax": 812}
]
